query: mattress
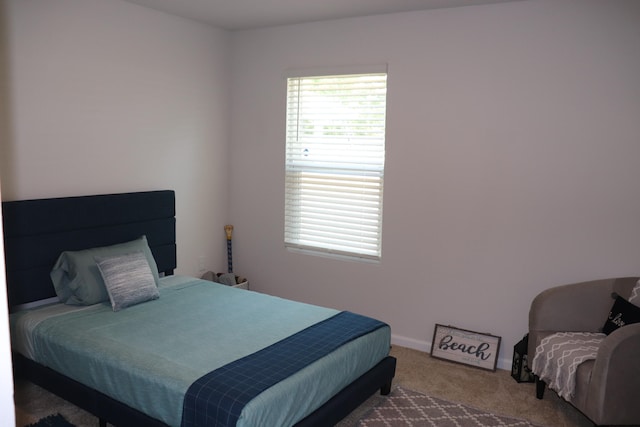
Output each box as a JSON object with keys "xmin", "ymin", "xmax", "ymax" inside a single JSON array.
[{"xmin": 10, "ymin": 275, "xmax": 391, "ymax": 427}]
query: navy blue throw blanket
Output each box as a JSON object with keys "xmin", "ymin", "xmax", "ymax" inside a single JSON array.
[{"xmin": 181, "ymin": 311, "xmax": 387, "ymax": 427}]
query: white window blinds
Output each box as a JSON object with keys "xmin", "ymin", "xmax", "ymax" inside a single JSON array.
[{"xmin": 285, "ymin": 72, "xmax": 387, "ymax": 260}]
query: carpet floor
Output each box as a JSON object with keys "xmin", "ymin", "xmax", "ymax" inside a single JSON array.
[
  {"xmin": 356, "ymin": 386, "xmax": 540, "ymax": 426},
  {"xmin": 14, "ymin": 346, "xmax": 595, "ymax": 427}
]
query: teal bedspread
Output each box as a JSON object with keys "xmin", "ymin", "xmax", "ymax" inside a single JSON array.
[{"xmin": 11, "ymin": 276, "xmax": 391, "ymax": 426}]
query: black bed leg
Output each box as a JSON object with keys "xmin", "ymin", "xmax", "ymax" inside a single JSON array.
[
  {"xmin": 380, "ymin": 382, "xmax": 392, "ymax": 395},
  {"xmin": 99, "ymin": 418, "xmax": 107, "ymax": 427},
  {"xmin": 535, "ymin": 376, "xmax": 545, "ymax": 399}
]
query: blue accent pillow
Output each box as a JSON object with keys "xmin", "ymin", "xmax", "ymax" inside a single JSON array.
[
  {"xmin": 50, "ymin": 236, "xmax": 159, "ymax": 305},
  {"xmin": 602, "ymin": 296, "xmax": 640, "ymax": 335}
]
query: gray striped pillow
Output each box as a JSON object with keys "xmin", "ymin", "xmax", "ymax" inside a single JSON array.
[{"xmin": 95, "ymin": 251, "xmax": 159, "ymax": 311}]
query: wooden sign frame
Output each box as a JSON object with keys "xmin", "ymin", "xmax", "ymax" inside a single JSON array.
[{"xmin": 430, "ymin": 324, "xmax": 501, "ymax": 371}]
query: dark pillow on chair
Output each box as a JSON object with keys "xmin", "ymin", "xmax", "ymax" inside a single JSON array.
[{"xmin": 603, "ymin": 296, "xmax": 640, "ymax": 335}]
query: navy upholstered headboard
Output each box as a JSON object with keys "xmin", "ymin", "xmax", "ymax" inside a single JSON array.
[{"xmin": 2, "ymin": 190, "xmax": 176, "ymax": 308}]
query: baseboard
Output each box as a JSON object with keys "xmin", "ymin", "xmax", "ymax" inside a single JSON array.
[
  {"xmin": 391, "ymin": 334, "xmax": 430, "ymax": 352},
  {"xmin": 391, "ymin": 333, "xmax": 512, "ymax": 371}
]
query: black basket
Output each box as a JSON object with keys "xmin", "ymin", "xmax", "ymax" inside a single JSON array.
[{"xmin": 511, "ymin": 334, "xmax": 535, "ymax": 383}]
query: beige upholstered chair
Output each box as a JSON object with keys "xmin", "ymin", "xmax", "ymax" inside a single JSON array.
[{"xmin": 528, "ymin": 277, "xmax": 640, "ymax": 426}]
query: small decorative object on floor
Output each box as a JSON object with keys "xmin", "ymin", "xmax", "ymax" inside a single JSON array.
[
  {"xmin": 357, "ymin": 387, "xmax": 540, "ymax": 427},
  {"xmin": 200, "ymin": 270, "xmax": 249, "ymax": 290},
  {"xmin": 511, "ymin": 333, "xmax": 535, "ymax": 383},
  {"xmin": 26, "ymin": 413, "xmax": 76, "ymax": 427}
]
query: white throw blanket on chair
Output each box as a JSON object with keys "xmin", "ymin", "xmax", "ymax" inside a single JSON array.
[{"xmin": 531, "ymin": 331, "xmax": 605, "ymax": 400}]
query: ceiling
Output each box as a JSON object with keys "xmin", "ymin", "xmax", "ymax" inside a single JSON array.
[{"xmin": 122, "ymin": 0, "xmax": 521, "ymax": 31}]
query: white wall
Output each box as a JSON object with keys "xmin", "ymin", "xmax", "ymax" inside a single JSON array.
[
  {"xmin": 229, "ymin": 0, "xmax": 640, "ymax": 368},
  {"xmin": 2, "ymin": 0, "xmax": 232, "ymax": 276},
  {"xmin": 0, "ymin": 1, "xmax": 15, "ymax": 422}
]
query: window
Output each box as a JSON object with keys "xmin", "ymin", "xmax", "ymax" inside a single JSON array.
[{"xmin": 284, "ymin": 70, "xmax": 387, "ymax": 261}]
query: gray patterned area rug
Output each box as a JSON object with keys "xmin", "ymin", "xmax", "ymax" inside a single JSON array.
[{"xmin": 357, "ymin": 387, "xmax": 539, "ymax": 427}]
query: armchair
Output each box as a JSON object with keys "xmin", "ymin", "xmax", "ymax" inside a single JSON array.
[{"xmin": 528, "ymin": 277, "xmax": 640, "ymax": 426}]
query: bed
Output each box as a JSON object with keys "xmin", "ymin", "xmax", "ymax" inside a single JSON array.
[{"xmin": 3, "ymin": 190, "xmax": 396, "ymax": 427}]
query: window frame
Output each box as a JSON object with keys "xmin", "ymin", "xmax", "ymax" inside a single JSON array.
[{"xmin": 283, "ymin": 66, "xmax": 388, "ymax": 262}]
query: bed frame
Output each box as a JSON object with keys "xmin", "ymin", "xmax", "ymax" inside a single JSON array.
[{"xmin": 3, "ymin": 190, "xmax": 396, "ymax": 427}]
